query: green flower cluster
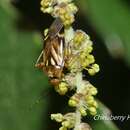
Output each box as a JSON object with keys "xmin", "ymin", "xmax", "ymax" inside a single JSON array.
[
  {"xmin": 66, "ymin": 30, "xmax": 100, "ymax": 75},
  {"xmin": 51, "ymin": 113, "xmax": 76, "ymax": 130},
  {"xmin": 69, "ymin": 83, "xmax": 98, "ymax": 116},
  {"xmin": 51, "ymin": 113, "xmax": 92, "ymax": 130},
  {"xmin": 41, "ymin": 0, "xmax": 78, "ymax": 26},
  {"xmin": 39, "ymin": 0, "xmax": 100, "ymax": 130}
]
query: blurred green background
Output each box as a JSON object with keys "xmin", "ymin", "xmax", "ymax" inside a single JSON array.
[{"xmin": 0, "ymin": 0, "xmax": 130, "ymax": 130}]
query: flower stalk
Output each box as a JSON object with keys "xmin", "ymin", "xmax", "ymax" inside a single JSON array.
[{"xmin": 37, "ymin": 0, "xmax": 100, "ymax": 130}]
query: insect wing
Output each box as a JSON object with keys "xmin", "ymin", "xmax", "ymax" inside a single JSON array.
[
  {"xmin": 43, "ymin": 36, "xmax": 64, "ymax": 68},
  {"xmin": 48, "ymin": 18, "xmax": 63, "ymax": 39},
  {"xmin": 36, "ymin": 18, "xmax": 64, "ymax": 78}
]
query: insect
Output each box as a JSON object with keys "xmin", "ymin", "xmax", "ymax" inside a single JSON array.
[{"xmin": 35, "ymin": 18, "xmax": 65, "ymax": 86}]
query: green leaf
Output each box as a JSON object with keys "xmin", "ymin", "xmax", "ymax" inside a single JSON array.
[
  {"xmin": 78, "ymin": 0, "xmax": 130, "ymax": 65},
  {"xmin": 0, "ymin": 4, "xmax": 49, "ymax": 130},
  {"xmin": 0, "ymin": 2, "xmax": 121, "ymax": 130}
]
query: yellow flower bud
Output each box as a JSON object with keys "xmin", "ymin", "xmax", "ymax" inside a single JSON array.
[
  {"xmin": 85, "ymin": 95, "xmax": 94, "ymax": 101},
  {"xmin": 51, "ymin": 113, "xmax": 63, "ymax": 122},
  {"xmin": 88, "ymin": 68, "xmax": 96, "ymax": 76},
  {"xmin": 80, "ymin": 52, "xmax": 86, "ymax": 59},
  {"xmin": 89, "ymin": 107, "xmax": 97, "ymax": 115},
  {"xmin": 44, "ymin": 28, "xmax": 49, "ymax": 37},
  {"xmin": 73, "ymin": 31, "xmax": 85, "ymax": 45},
  {"xmin": 79, "ymin": 107, "xmax": 87, "ymax": 116},
  {"xmin": 92, "ymin": 101, "xmax": 98, "ymax": 108},
  {"xmin": 89, "ymin": 87, "xmax": 98, "ymax": 95},
  {"xmin": 62, "ymin": 121, "xmax": 70, "ymax": 127},
  {"xmin": 87, "ymin": 55, "xmax": 95, "ymax": 64},
  {"xmin": 92, "ymin": 64, "xmax": 100, "ymax": 73},
  {"xmin": 83, "ymin": 45, "xmax": 93, "ymax": 54},
  {"xmin": 88, "ymin": 63, "xmax": 99, "ymax": 76},
  {"xmin": 59, "ymin": 8, "xmax": 66, "ymax": 15},
  {"xmin": 81, "ymin": 59, "xmax": 90, "ymax": 68},
  {"xmin": 68, "ymin": 3, "xmax": 78, "ymax": 14},
  {"xmin": 85, "ymin": 95, "xmax": 94, "ymax": 105},
  {"xmin": 57, "ymin": 82, "xmax": 68, "ymax": 95},
  {"xmin": 68, "ymin": 99, "xmax": 77, "ymax": 107},
  {"xmin": 59, "ymin": 126, "xmax": 67, "ymax": 130}
]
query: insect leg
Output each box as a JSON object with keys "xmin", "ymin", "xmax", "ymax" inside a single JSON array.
[{"xmin": 35, "ymin": 51, "xmax": 44, "ymax": 68}]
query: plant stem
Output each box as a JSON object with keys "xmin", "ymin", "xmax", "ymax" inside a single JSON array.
[
  {"xmin": 74, "ymin": 72, "xmax": 83, "ymax": 130},
  {"xmin": 64, "ymin": 26, "xmax": 74, "ymax": 46},
  {"xmin": 74, "ymin": 108, "xmax": 81, "ymax": 130}
]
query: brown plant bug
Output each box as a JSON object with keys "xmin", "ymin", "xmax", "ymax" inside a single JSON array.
[{"xmin": 35, "ymin": 18, "xmax": 65, "ymax": 86}]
